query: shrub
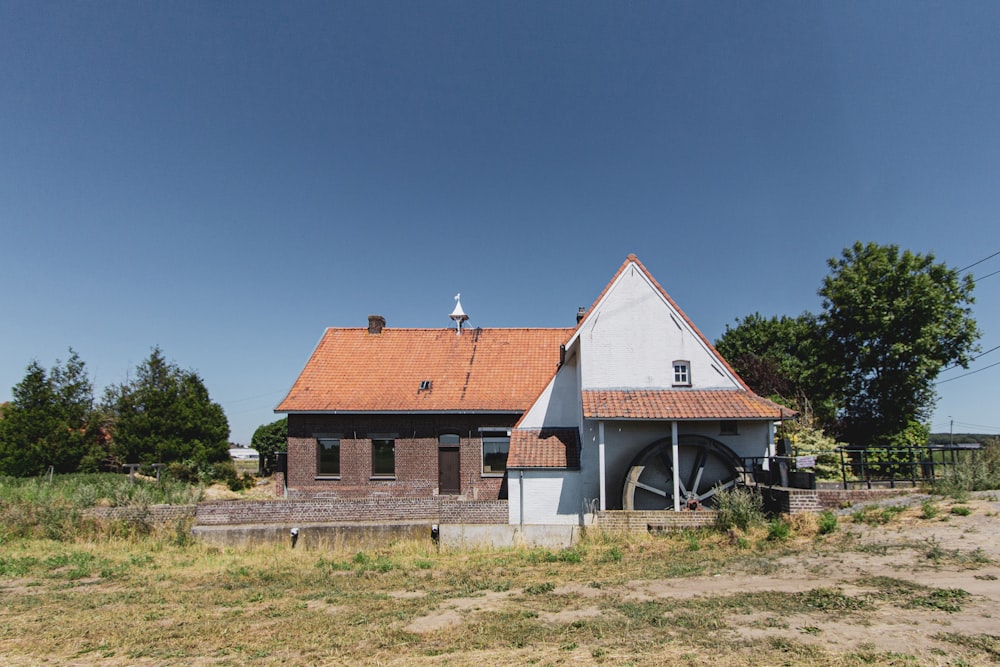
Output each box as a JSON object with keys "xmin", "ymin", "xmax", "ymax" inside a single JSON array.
[
  {"xmin": 934, "ymin": 442, "xmax": 1000, "ymax": 497},
  {"xmin": 767, "ymin": 518, "xmax": 792, "ymax": 541},
  {"xmin": 817, "ymin": 510, "xmax": 838, "ymax": 534},
  {"xmin": 714, "ymin": 486, "xmax": 765, "ymax": 532}
]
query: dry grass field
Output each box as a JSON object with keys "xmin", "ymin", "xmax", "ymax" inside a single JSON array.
[{"xmin": 1, "ymin": 492, "xmax": 999, "ymax": 666}]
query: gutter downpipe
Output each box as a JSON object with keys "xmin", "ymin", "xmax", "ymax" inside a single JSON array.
[
  {"xmin": 672, "ymin": 421, "xmax": 680, "ymax": 512},
  {"xmin": 598, "ymin": 421, "xmax": 606, "ymax": 511},
  {"xmin": 519, "ymin": 469, "xmax": 524, "ymax": 527}
]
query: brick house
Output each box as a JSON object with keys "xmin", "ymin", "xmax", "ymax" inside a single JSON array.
[
  {"xmin": 276, "ymin": 255, "xmax": 791, "ymax": 524},
  {"xmin": 275, "ymin": 317, "xmax": 572, "ymax": 501}
]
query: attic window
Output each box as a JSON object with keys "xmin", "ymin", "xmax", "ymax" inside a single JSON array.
[
  {"xmin": 672, "ymin": 361, "xmax": 691, "ymax": 386},
  {"xmin": 419, "ymin": 380, "xmax": 432, "ymax": 391}
]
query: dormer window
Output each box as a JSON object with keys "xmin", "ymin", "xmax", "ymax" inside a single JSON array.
[
  {"xmin": 673, "ymin": 361, "xmax": 691, "ymax": 386},
  {"xmin": 419, "ymin": 380, "xmax": 432, "ymax": 391}
]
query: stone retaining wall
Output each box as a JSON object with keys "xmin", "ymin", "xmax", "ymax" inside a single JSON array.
[
  {"xmin": 596, "ymin": 510, "xmax": 717, "ymax": 533},
  {"xmin": 195, "ymin": 498, "xmax": 508, "ymax": 526}
]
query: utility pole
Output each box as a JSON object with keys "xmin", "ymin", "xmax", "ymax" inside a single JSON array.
[{"xmin": 949, "ymin": 416, "xmax": 953, "ymax": 446}]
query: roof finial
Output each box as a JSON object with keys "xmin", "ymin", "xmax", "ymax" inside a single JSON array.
[{"xmin": 449, "ymin": 293, "xmax": 469, "ymax": 335}]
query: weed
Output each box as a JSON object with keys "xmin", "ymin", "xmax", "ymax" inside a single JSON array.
[
  {"xmin": 950, "ymin": 505, "xmax": 972, "ymax": 516},
  {"xmin": 713, "ymin": 486, "xmax": 765, "ymax": 532},
  {"xmin": 524, "ymin": 582, "xmax": 554, "ymax": 595},
  {"xmin": 920, "ymin": 500, "xmax": 940, "ymax": 519},
  {"xmin": 767, "ymin": 518, "xmax": 791, "ymax": 541},
  {"xmin": 817, "ymin": 510, "xmax": 838, "ymax": 534},
  {"xmin": 852, "ymin": 504, "xmax": 907, "ymax": 526},
  {"xmin": 601, "ymin": 545, "xmax": 623, "ymax": 563},
  {"xmin": 801, "ymin": 587, "xmax": 873, "ymax": 612},
  {"xmin": 934, "ymin": 633, "xmax": 1000, "ymax": 660}
]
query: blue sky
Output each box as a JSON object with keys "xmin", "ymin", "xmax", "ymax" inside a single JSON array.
[{"xmin": 2, "ymin": 1, "xmax": 998, "ymax": 444}]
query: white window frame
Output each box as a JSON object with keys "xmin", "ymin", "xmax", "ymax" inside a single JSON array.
[{"xmin": 673, "ymin": 361, "xmax": 691, "ymax": 386}]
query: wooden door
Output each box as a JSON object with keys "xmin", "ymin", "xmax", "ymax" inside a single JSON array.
[{"xmin": 438, "ymin": 447, "xmax": 460, "ymax": 495}]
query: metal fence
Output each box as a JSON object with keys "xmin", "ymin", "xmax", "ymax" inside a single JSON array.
[
  {"xmin": 740, "ymin": 444, "xmax": 982, "ymax": 491},
  {"xmin": 834, "ymin": 444, "xmax": 981, "ymax": 490}
]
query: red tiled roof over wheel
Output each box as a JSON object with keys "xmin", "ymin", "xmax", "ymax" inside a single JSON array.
[
  {"xmin": 276, "ymin": 327, "xmax": 572, "ymax": 413},
  {"xmin": 581, "ymin": 389, "xmax": 794, "ymax": 420},
  {"xmin": 508, "ymin": 428, "xmax": 581, "ymax": 469}
]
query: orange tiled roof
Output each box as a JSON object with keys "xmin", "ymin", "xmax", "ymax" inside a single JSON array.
[
  {"xmin": 276, "ymin": 328, "xmax": 572, "ymax": 413},
  {"xmin": 581, "ymin": 389, "xmax": 793, "ymax": 420},
  {"xmin": 508, "ymin": 428, "xmax": 580, "ymax": 469}
]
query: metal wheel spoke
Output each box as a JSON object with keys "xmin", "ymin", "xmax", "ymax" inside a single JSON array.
[
  {"xmin": 658, "ymin": 450, "xmax": 687, "ymax": 496},
  {"xmin": 633, "ymin": 481, "xmax": 669, "ymax": 497},
  {"xmin": 697, "ymin": 479, "xmax": 735, "ymax": 501},
  {"xmin": 687, "ymin": 448, "xmax": 708, "ymax": 495},
  {"xmin": 622, "ymin": 436, "xmax": 742, "ymax": 511}
]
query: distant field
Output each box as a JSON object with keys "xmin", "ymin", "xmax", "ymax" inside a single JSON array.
[{"xmin": 1, "ymin": 492, "xmax": 999, "ymax": 665}]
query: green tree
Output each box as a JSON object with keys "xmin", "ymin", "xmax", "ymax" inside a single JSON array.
[
  {"xmin": 818, "ymin": 242, "xmax": 979, "ymax": 446},
  {"xmin": 715, "ymin": 312, "xmax": 832, "ymax": 419},
  {"xmin": 251, "ymin": 417, "xmax": 287, "ymax": 475},
  {"xmin": 0, "ymin": 350, "xmax": 101, "ymax": 476},
  {"xmin": 105, "ymin": 347, "xmax": 230, "ymax": 468}
]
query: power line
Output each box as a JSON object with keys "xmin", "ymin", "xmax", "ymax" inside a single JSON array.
[
  {"xmin": 973, "ymin": 267, "xmax": 1000, "ymax": 282},
  {"xmin": 958, "ymin": 250, "xmax": 1000, "ymax": 273},
  {"xmin": 942, "ymin": 344, "xmax": 1000, "ymax": 372},
  {"xmin": 936, "ymin": 359, "xmax": 1000, "ymax": 384},
  {"xmin": 954, "ymin": 420, "xmax": 1000, "ymax": 432}
]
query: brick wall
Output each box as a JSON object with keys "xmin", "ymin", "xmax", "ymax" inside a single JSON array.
[
  {"xmin": 286, "ymin": 413, "xmax": 513, "ymax": 501},
  {"xmin": 195, "ymin": 498, "xmax": 508, "ymax": 525},
  {"xmin": 758, "ymin": 487, "xmax": 823, "ymax": 515},
  {"xmin": 596, "ymin": 510, "xmax": 717, "ymax": 533},
  {"xmin": 815, "ymin": 487, "xmax": 914, "ymax": 509}
]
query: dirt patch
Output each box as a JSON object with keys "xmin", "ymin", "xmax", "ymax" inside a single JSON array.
[{"xmin": 402, "ymin": 492, "xmax": 1000, "ymax": 660}]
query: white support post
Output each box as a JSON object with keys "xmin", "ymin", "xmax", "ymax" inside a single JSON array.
[
  {"xmin": 671, "ymin": 421, "xmax": 680, "ymax": 512},
  {"xmin": 598, "ymin": 421, "xmax": 607, "ymax": 511}
]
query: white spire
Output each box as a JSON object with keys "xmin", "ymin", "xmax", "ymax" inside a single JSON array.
[{"xmin": 449, "ymin": 293, "xmax": 469, "ymax": 334}]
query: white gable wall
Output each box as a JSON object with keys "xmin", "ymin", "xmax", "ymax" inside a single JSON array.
[
  {"xmin": 518, "ymin": 354, "xmax": 581, "ymax": 429},
  {"xmin": 576, "ymin": 262, "xmax": 740, "ymax": 391}
]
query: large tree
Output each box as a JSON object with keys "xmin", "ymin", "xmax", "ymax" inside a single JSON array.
[
  {"xmin": 0, "ymin": 350, "xmax": 101, "ymax": 476},
  {"xmin": 251, "ymin": 417, "xmax": 287, "ymax": 475},
  {"xmin": 105, "ymin": 347, "xmax": 230, "ymax": 467},
  {"xmin": 818, "ymin": 242, "xmax": 979, "ymax": 446},
  {"xmin": 715, "ymin": 312, "xmax": 828, "ymax": 416}
]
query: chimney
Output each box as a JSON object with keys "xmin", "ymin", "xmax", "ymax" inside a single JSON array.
[
  {"xmin": 368, "ymin": 314, "xmax": 386, "ymax": 335},
  {"xmin": 576, "ymin": 307, "xmax": 586, "ymax": 323}
]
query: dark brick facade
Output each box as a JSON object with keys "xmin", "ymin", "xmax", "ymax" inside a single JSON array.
[{"xmin": 285, "ymin": 413, "xmax": 517, "ymax": 501}]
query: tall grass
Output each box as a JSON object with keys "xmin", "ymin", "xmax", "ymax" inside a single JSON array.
[
  {"xmin": 0, "ymin": 473, "xmax": 202, "ymax": 541},
  {"xmin": 934, "ymin": 442, "xmax": 1000, "ymax": 499},
  {"xmin": 713, "ymin": 485, "xmax": 766, "ymax": 532}
]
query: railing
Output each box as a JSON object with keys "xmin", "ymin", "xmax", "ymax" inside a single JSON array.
[
  {"xmin": 740, "ymin": 456, "xmax": 816, "ymax": 490},
  {"xmin": 833, "ymin": 444, "xmax": 982, "ymax": 490}
]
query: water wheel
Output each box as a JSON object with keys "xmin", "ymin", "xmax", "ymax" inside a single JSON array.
[{"xmin": 621, "ymin": 435, "xmax": 744, "ymax": 510}]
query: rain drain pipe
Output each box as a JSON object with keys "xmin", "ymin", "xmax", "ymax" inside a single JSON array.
[{"xmin": 519, "ymin": 470, "xmax": 524, "ymax": 527}]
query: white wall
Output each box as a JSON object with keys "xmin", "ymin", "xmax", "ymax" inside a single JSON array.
[
  {"xmin": 508, "ymin": 470, "xmax": 589, "ymax": 525},
  {"xmin": 518, "ymin": 354, "xmax": 581, "ymax": 429},
  {"xmin": 575, "ymin": 262, "xmax": 740, "ymax": 391},
  {"xmin": 580, "ymin": 419, "xmax": 772, "ymax": 511}
]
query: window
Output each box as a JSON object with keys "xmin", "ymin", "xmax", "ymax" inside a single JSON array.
[
  {"xmin": 482, "ymin": 430, "xmax": 510, "ymax": 475},
  {"xmin": 438, "ymin": 434, "xmax": 460, "ymax": 445},
  {"xmin": 673, "ymin": 361, "xmax": 691, "ymax": 386},
  {"xmin": 317, "ymin": 438, "xmax": 340, "ymax": 477},
  {"xmin": 719, "ymin": 421, "xmax": 739, "ymax": 436},
  {"xmin": 371, "ymin": 438, "xmax": 395, "ymax": 477}
]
